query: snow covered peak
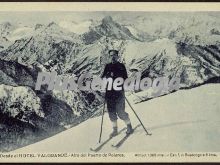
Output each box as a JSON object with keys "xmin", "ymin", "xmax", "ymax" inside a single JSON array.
[
  {"xmin": 82, "ymin": 16, "xmax": 138, "ymax": 44},
  {"xmin": 35, "ymin": 21, "xmax": 80, "ymax": 42},
  {"xmin": 0, "ymin": 21, "xmax": 12, "ymax": 28},
  {"xmin": 102, "ymin": 16, "xmax": 114, "ymax": 24},
  {"xmin": 45, "ymin": 22, "xmax": 63, "ymax": 32},
  {"xmin": 0, "ymin": 21, "xmax": 16, "ymax": 37},
  {"xmin": 47, "ymin": 21, "xmax": 58, "ymax": 27},
  {"xmin": 35, "ymin": 24, "xmax": 44, "ymax": 30},
  {"xmin": 8, "ymin": 26, "xmax": 34, "ymax": 41}
]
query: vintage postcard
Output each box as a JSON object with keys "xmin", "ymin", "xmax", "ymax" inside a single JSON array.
[{"xmin": 0, "ymin": 2, "xmax": 220, "ymax": 163}]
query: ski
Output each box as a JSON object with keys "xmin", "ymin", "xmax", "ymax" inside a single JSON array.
[
  {"xmin": 90, "ymin": 127, "xmax": 126, "ymax": 152},
  {"xmin": 111, "ymin": 124, "xmax": 141, "ymax": 149}
]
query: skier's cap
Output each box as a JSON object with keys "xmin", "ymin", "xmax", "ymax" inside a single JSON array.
[{"xmin": 108, "ymin": 49, "xmax": 119, "ymax": 56}]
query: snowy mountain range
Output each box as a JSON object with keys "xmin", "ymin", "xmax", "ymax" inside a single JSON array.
[{"xmin": 0, "ymin": 14, "xmax": 220, "ymax": 152}]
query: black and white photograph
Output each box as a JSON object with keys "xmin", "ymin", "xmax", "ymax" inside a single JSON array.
[{"xmin": 0, "ymin": 2, "xmax": 220, "ymax": 163}]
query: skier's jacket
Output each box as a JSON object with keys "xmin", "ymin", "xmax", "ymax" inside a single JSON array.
[{"xmin": 101, "ymin": 62, "xmax": 128, "ymax": 102}]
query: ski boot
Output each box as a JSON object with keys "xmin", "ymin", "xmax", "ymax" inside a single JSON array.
[
  {"xmin": 110, "ymin": 127, "xmax": 118, "ymax": 137},
  {"xmin": 126, "ymin": 124, "xmax": 134, "ymax": 135}
]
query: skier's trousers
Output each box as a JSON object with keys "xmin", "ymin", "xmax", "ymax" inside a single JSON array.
[{"xmin": 106, "ymin": 91, "xmax": 129, "ymax": 122}]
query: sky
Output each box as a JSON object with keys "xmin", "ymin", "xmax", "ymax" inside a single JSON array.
[{"xmin": 0, "ymin": 11, "xmax": 219, "ymax": 26}]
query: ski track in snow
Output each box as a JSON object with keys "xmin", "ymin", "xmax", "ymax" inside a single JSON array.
[{"xmin": 13, "ymin": 84, "xmax": 220, "ymax": 153}]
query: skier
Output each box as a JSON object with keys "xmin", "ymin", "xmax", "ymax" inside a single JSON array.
[{"xmin": 101, "ymin": 49, "xmax": 133, "ymax": 137}]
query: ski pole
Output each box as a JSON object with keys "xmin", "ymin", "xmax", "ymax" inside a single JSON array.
[
  {"xmin": 98, "ymin": 101, "xmax": 105, "ymax": 143},
  {"xmin": 125, "ymin": 97, "xmax": 152, "ymax": 136}
]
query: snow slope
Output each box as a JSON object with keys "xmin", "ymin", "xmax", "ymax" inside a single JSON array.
[{"xmin": 13, "ymin": 84, "xmax": 220, "ymax": 153}]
